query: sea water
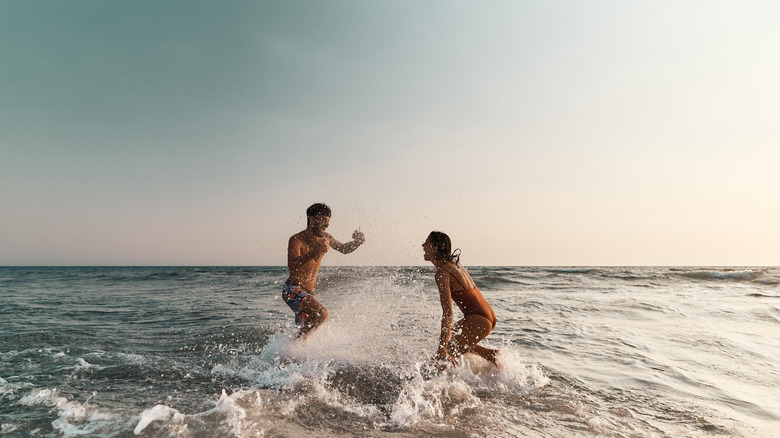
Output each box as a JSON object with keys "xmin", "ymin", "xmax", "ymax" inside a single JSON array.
[{"xmin": 1, "ymin": 266, "xmax": 778, "ymax": 437}]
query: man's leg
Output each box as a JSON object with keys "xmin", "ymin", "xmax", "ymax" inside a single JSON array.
[{"xmin": 297, "ymin": 295, "xmax": 329, "ymax": 339}]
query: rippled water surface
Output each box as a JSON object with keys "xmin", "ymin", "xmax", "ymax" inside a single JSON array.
[{"xmin": 1, "ymin": 266, "xmax": 778, "ymax": 437}]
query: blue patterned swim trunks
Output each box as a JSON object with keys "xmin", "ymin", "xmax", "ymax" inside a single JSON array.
[{"xmin": 282, "ymin": 279, "xmax": 311, "ymax": 325}]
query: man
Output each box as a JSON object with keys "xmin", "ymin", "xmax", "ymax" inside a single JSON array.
[{"xmin": 283, "ymin": 203, "xmax": 365, "ymax": 338}]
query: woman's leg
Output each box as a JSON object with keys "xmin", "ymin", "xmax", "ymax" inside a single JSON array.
[
  {"xmin": 469, "ymin": 344, "xmax": 501, "ymax": 367},
  {"xmin": 448, "ymin": 315, "xmax": 499, "ymax": 366}
]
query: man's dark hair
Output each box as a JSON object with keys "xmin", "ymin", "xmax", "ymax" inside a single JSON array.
[{"xmin": 306, "ymin": 203, "xmax": 331, "ymax": 219}]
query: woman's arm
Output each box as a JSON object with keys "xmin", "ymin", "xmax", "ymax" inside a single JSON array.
[{"xmin": 435, "ymin": 271, "xmax": 454, "ymax": 362}]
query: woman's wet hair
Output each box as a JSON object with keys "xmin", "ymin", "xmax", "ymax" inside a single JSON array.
[{"xmin": 428, "ymin": 231, "xmax": 461, "ymax": 263}]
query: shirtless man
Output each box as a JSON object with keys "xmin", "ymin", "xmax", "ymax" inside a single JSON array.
[{"xmin": 283, "ymin": 203, "xmax": 365, "ymax": 338}]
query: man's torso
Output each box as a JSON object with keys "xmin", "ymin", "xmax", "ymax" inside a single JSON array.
[{"xmin": 288, "ymin": 231, "xmax": 326, "ymax": 291}]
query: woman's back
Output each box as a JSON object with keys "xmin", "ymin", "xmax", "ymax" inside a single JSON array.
[{"xmin": 442, "ymin": 263, "xmax": 496, "ymax": 326}]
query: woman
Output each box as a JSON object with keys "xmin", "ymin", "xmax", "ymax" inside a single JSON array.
[{"xmin": 423, "ymin": 231, "xmax": 500, "ymax": 369}]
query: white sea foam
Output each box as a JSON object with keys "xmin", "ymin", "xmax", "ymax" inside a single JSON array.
[
  {"xmin": 0, "ymin": 423, "xmax": 20, "ymax": 434},
  {"xmin": 390, "ymin": 349, "xmax": 549, "ymax": 428},
  {"xmin": 133, "ymin": 404, "xmax": 184, "ymax": 435},
  {"xmin": 211, "ymin": 331, "xmax": 328, "ymax": 390},
  {"xmin": 204, "ymin": 325, "xmax": 549, "ymax": 433},
  {"xmin": 453, "ymin": 348, "xmax": 550, "ymax": 393},
  {"xmin": 389, "ymin": 372, "xmax": 477, "ymax": 427},
  {"xmin": 20, "ymin": 387, "xmax": 118, "ymax": 437},
  {"xmin": 128, "ymin": 388, "xmax": 295, "ymax": 436},
  {"xmin": 0, "ymin": 376, "xmax": 9, "ymax": 397},
  {"xmin": 208, "ymin": 390, "xmax": 250, "ymax": 436}
]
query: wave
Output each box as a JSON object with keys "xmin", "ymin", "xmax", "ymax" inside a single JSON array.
[
  {"xmin": 546, "ymin": 267, "xmax": 604, "ymax": 274},
  {"xmin": 747, "ymin": 293, "xmax": 780, "ymax": 298},
  {"xmin": 473, "ymin": 274, "xmax": 535, "ymax": 290},
  {"xmin": 136, "ymin": 335, "xmax": 549, "ymax": 436},
  {"xmin": 676, "ymin": 268, "xmax": 779, "ymax": 284}
]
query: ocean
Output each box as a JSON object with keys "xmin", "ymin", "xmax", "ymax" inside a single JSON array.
[{"xmin": 1, "ymin": 266, "xmax": 778, "ymax": 437}]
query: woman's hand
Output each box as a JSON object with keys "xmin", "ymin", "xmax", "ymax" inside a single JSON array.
[{"xmin": 434, "ymin": 347, "xmax": 457, "ymax": 371}]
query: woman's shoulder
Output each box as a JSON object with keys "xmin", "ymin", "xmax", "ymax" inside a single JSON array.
[
  {"xmin": 437, "ymin": 261, "xmax": 460, "ymax": 273},
  {"xmin": 448, "ymin": 263, "xmax": 475, "ymax": 289},
  {"xmin": 435, "ymin": 262, "xmax": 458, "ymax": 279}
]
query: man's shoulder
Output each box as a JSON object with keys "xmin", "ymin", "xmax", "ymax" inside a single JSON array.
[{"xmin": 289, "ymin": 230, "xmax": 309, "ymax": 243}]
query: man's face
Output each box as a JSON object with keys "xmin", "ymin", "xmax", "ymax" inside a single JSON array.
[{"xmin": 310, "ymin": 215, "xmax": 330, "ymax": 237}]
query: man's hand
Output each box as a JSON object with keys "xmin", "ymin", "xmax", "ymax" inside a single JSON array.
[
  {"xmin": 352, "ymin": 229, "xmax": 365, "ymax": 244},
  {"xmin": 313, "ymin": 237, "xmax": 330, "ymax": 256}
]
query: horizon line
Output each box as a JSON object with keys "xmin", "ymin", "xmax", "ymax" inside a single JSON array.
[{"xmin": 1, "ymin": 265, "xmax": 777, "ymax": 268}]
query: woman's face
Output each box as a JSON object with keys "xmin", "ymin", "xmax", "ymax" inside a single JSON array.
[{"xmin": 422, "ymin": 237, "xmax": 436, "ymax": 262}]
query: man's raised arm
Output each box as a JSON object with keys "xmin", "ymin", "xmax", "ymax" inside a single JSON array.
[{"xmin": 328, "ymin": 230, "xmax": 365, "ymax": 254}]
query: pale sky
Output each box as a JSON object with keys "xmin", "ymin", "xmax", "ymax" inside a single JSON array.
[{"xmin": 2, "ymin": 0, "xmax": 779, "ymax": 266}]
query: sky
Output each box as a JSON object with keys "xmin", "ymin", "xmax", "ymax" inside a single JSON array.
[{"xmin": 1, "ymin": 0, "xmax": 779, "ymax": 266}]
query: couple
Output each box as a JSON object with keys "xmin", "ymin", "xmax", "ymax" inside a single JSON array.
[{"xmin": 282, "ymin": 203, "xmax": 500, "ymax": 369}]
